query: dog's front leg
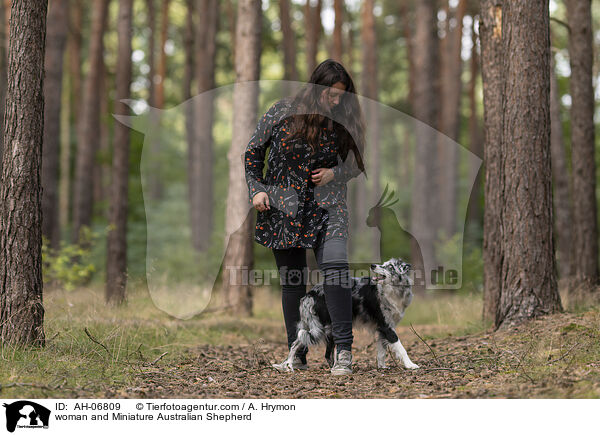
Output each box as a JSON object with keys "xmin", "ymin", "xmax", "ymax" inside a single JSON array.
[
  {"xmin": 274, "ymin": 340, "xmax": 302, "ymax": 372},
  {"xmin": 390, "ymin": 339, "xmax": 419, "ymax": 369},
  {"xmin": 376, "ymin": 336, "xmax": 387, "ymax": 369},
  {"xmin": 378, "ymin": 327, "xmax": 419, "ymax": 369}
]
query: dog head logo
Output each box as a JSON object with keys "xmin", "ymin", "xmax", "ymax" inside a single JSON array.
[
  {"xmin": 3, "ymin": 401, "xmax": 51, "ymax": 432},
  {"xmin": 113, "ymin": 80, "xmax": 481, "ymax": 318}
]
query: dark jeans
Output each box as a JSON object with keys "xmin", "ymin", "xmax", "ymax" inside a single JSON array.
[{"xmin": 272, "ymin": 236, "xmax": 354, "ymax": 361}]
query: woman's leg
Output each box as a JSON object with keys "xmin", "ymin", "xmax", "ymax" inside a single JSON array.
[
  {"xmin": 272, "ymin": 247, "xmax": 309, "ymax": 361},
  {"xmin": 313, "ymin": 236, "xmax": 353, "ymax": 352}
]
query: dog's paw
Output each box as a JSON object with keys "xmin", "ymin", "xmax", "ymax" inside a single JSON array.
[
  {"xmin": 272, "ymin": 360, "xmax": 294, "ymax": 373},
  {"xmin": 404, "ymin": 361, "xmax": 420, "ymax": 370},
  {"xmin": 377, "ymin": 364, "xmax": 389, "ymax": 370}
]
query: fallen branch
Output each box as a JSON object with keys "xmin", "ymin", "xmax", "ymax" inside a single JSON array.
[
  {"xmin": 547, "ymin": 343, "xmax": 580, "ymax": 365},
  {"xmin": 84, "ymin": 327, "xmax": 111, "ymax": 357},
  {"xmin": 151, "ymin": 352, "xmax": 169, "ymax": 365},
  {"xmin": 409, "ymin": 323, "xmax": 441, "ymax": 366}
]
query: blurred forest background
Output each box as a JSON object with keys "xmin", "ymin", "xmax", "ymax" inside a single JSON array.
[{"xmin": 1, "ymin": 0, "xmax": 600, "ymax": 322}]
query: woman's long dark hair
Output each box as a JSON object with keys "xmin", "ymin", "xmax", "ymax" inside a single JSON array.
[{"xmin": 286, "ymin": 59, "xmax": 366, "ymax": 174}]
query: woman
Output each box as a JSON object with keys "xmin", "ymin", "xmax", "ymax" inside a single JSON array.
[{"xmin": 244, "ymin": 59, "xmax": 366, "ymax": 375}]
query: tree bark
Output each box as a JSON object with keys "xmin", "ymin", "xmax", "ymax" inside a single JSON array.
[
  {"xmin": 146, "ymin": 0, "xmax": 156, "ymax": 108},
  {"xmin": 437, "ymin": 0, "xmax": 466, "ymax": 239},
  {"xmin": 0, "ymin": 0, "xmax": 48, "ymax": 346},
  {"xmin": 156, "ymin": 0, "xmax": 168, "ymax": 110},
  {"xmin": 549, "ymin": 58, "xmax": 573, "ymax": 280},
  {"xmin": 280, "ymin": 0, "xmax": 298, "ymax": 95},
  {"xmin": 106, "ymin": 0, "xmax": 133, "ymax": 305},
  {"xmin": 305, "ymin": 0, "xmax": 322, "ymax": 76},
  {"xmin": 189, "ymin": 0, "xmax": 217, "ymax": 252},
  {"xmin": 331, "ymin": 0, "xmax": 343, "ymax": 62},
  {"xmin": 42, "ymin": 0, "xmax": 69, "ymax": 251},
  {"xmin": 345, "ymin": 6, "xmax": 354, "ymax": 77},
  {"xmin": 479, "ymin": 0, "xmax": 503, "ymax": 323},
  {"xmin": 410, "ymin": 0, "xmax": 437, "ymax": 293},
  {"xmin": 0, "ymin": 0, "xmax": 6, "ymax": 176},
  {"xmin": 59, "ymin": 47, "xmax": 71, "ymax": 242},
  {"xmin": 147, "ymin": 0, "xmax": 169, "ymax": 201},
  {"xmin": 565, "ymin": 0, "xmax": 598, "ymax": 290},
  {"xmin": 72, "ymin": 0, "xmax": 110, "ymax": 243},
  {"xmin": 467, "ymin": 14, "xmax": 483, "ymax": 226},
  {"xmin": 93, "ymin": 60, "xmax": 110, "ymax": 213},
  {"xmin": 225, "ymin": 0, "xmax": 236, "ymax": 66},
  {"xmin": 361, "ymin": 0, "xmax": 380, "ymax": 260},
  {"xmin": 60, "ymin": 0, "xmax": 82, "ymax": 236},
  {"xmin": 223, "ymin": 0, "xmax": 262, "ymax": 316},
  {"xmin": 399, "ymin": 0, "xmax": 415, "ymax": 112},
  {"xmin": 183, "ymin": 0, "xmax": 196, "ymax": 251},
  {"xmin": 495, "ymin": 0, "xmax": 562, "ymax": 328}
]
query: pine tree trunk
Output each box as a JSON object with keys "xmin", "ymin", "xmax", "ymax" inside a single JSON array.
[
  {"xmin": 147, "ymin": 0, "xmax": 169, "ymax": 201},
  {"xmin": 466, "ymin": 15, "xmax": 483, "ymax": 226},
  {"xmin": 61, "ymin": 0, "xmax": 82, "ymax": 235},
  {"xmin": 146, "ymin": 0, "xmax": 155, "ymax": 108},
  {"xmin": 72, "ymin": 0, "xmax": 110, "ymax": 243},
  {"xmin": 280, "ymin": 0, "xmax": 298, "ymax": 96},
  {"xmin": 361, "ymin": 0, "xmax": 380, "ymax": 260},
  {"xmin": 68, "ymin": 0, "xmax": 82, "ymax": 117},
  {"xmin": 495, "ymin": 0, "xmax": 561, "ymax": 328},
  {"xmin": 189, "ymin": 0, "xmax": 217, "ymax": 252},
  {"xmin": 550, "ymin": 59, "xmax": 573, "ymax": 280},
  {"xmin": 410, "ymin": 0, "xmax": 437, "ymax": 293},
  {"xmin": 399, "ymin": 0, "xmax": 415, "ymax": 112},
  {"xmin": 305, "ymin": 0, "xmax": 321, "ymax": 76},
  {"xmin": 331, "ymin": 0, "xmax": 343, "ymax": 62},
  {"xmin": 397, "ymin": 0, "xmax": 415, "ymax": 230},
  {"xmin": 184, "ymin": 0, "xmax": 195, "ymax": 252},
  {"xmin": 106, "ymin": 0, "xmax": 133, "ymax": 305},
  {"xmin": 223, "ymin": 0, "xmax": 262, "ymax": 316},
  {"xmin": 437, "ymin": 0, "xmax": 466, "ymax": 239},
  {"xmin": 565, "ymin": 0, "xmax": 598, "ymax": 291},
  {"xmin": 93, "ymin": 61, "xmax": 110, "ymax": 213},
  {"xmin": 183, "ymin": 0, "xmax": 194, "ymax": 106},
  {"xmin": 479, "ymin": 0, "xmax": 503, "ymax": 322},
  {"xmin": 0, "ymin": 0, "xmax": 48, "ymax": 346},
  {"xmin": 0, "ymin": 0, "xmax": 6, "ymax": 176},
  {"xmin": 156, "ymin": 0, "xmax": 168, "ymax": 110},
  {"xmin": 59, "ymin": 52, "xmax": 71, "ymax": 242},
  {"xmin": 345, "ymin": 8, "xmax": 354, "ymax": 77},
  {"xmin": 225, "ymin": 0, "xmax": 236, "ymax": 65},
  {"xmin": 42, "ymin": 0, "xmax": 68, "ymax": 251}
]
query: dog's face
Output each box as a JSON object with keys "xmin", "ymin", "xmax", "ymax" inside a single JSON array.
[
  {"xmin": 370, "ymin": 258, "xmax": 413, "ymax": 308},
  {"xmin": 371, "ymin": 258, "xmax": 412, "ymax": 283}
]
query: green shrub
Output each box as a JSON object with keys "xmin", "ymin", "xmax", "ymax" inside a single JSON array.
[{"xmin": 42, "ymin": 227, "xmax": 98, "ymax": 291}]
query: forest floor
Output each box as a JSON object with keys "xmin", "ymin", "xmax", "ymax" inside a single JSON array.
[{"xmin": 1, "ymin": 284, "xmax": 599, "ymax": 399}]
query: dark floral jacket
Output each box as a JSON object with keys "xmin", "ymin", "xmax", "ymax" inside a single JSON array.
[{"xmin": 244, "ymin": 97, "xmax": 362, "ymax": 249}]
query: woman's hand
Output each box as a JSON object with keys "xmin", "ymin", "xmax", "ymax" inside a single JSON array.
[
  {"xmin": 252, "ymin": 192, "xmax": 270, "ymax": 212},
  {"xmin": 311, "ymin": 168, "xmax": 334, "ymax": 186}
]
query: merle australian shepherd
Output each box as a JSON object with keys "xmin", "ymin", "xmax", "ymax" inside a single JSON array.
[{"xmin": 278, "ymin": 257, "xmax": 420, "ymax": 371}]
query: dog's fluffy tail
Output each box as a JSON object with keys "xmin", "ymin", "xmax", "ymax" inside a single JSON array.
[{"xmin": 295, "ymin": 297, "xmax": 325, "ymax": 346}]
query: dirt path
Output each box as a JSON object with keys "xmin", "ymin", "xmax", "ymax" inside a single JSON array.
[{"xmin": 102, "ymin": 310, "xmax": 600, "ymax": 399}]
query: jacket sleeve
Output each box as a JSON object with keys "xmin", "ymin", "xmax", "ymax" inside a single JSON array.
[
  {"xmin": 244, "ymin": 100, "xmax": 283, "ymax": 204},
  {"xmin": 332, "ymin": 149, "xmax": 362, "ymax": 184}
]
